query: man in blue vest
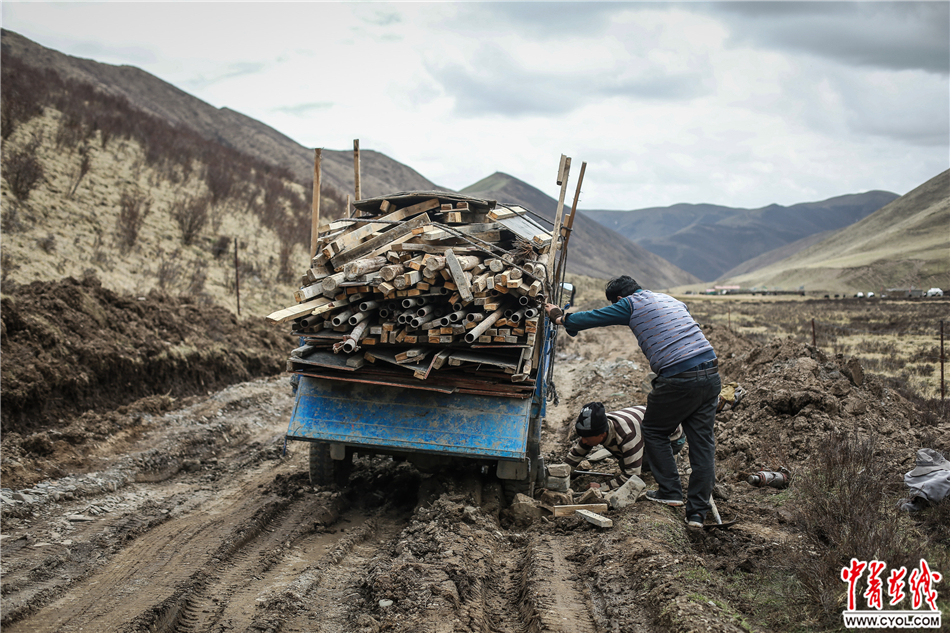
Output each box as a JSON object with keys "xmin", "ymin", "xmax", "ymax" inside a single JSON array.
[{"xmin": 545, "ymin": 275, "xmax": 720, "ymax": 529}]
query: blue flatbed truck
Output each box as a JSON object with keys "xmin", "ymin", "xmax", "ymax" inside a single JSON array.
[
  {"xmin": 285, "ymin": 317, "xmax": 558, "ymax": 496},
  {"xmin": 281, "ymin": 188, "xmax": 579, "ymax": 496}
]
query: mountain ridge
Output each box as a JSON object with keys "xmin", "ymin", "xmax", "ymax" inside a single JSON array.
[
  {"xmin": 585, "ymin": 190, "xmax": 899, "ymax": 281},
  {"xmin": 718, "ymin": 169, "xmax": 949, "ymax": 293},
  {"xmin": 461, "ymin": 172, "xmax": 700, "ymax": 287}
]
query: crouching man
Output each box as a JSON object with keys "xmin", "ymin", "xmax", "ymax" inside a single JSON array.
[{"xmin": 565, "ymin": 402, "xmax": 684, "ymax": 492}]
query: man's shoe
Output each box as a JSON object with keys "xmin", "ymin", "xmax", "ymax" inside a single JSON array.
[
  {"xmin": 686, "ymin": 514, "xmax": 704, "ymax": 529},
  {"xmin": 645, "ymin": 490, "xmax": 685, "ymax": 507}
]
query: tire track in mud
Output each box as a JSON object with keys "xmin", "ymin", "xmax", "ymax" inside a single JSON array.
[
  {"xmin": 1, "ymin": 495, "xmax": 188, "ymax": 628},
  {"xmin": 144, "ymin": 492, "xmax": 343, "ymax": 633},
  {"xmin": 3, "ymin": 474, "xmax": 336, "ymax": 633},
  {"xmin": 249, "ymin": 512, "xmax": 403, "ymax": 633},
  {"xmin": 517, "ymin": 535, "xmax": 598, "ymax": 633}
]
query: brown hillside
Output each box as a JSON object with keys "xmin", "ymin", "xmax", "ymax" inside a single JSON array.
[
  {"xmin": 1, "ymin": 29, "xmax": 440, "ymax": 198},
  {"xmin": 722, "ymin": 169, "xmax": 950, "ymax": 293}
]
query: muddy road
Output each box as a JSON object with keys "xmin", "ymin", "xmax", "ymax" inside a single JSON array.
[{"xmin": 3, "ymin": 308, "xmax": 948, "ymax": 632}]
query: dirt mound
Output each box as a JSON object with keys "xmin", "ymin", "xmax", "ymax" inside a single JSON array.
[
  {"xmin": 1, "ymin": 276, "xmax": 291, "ymax": 434},
  {"xmin": 716, "ymin": 337, "xmax": 950, "ymax": 473}
]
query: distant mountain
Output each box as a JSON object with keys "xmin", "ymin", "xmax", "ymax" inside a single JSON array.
[
  {"xmin": 461, "ymin": 173, "xmax": 700, "ymax": 288},
  {"xmin": 586, "ymin": 191, "xmax": 898, "ymax": 281},
  {"xmin": 1, "ymin": 29, "xmax": 439, "ymax": 199},
  {"xmin": 720, "ymin": 170, "xmax": 949, "ymax": 293},
  {"xmin": 720, "ymin": 230, "xmax": 837, "ymax": 278}
]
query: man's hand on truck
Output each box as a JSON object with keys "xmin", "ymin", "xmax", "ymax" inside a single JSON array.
[{"xmin": 545, "ymin": 303, "xmax": 564, "ymax": 325}]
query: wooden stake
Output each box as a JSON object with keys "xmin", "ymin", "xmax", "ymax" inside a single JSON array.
[
  {"xmin": 345, "ymin": 194, "xmax": 352, "ymax": 219},
  {"xmin": 353, "ymin": 139, "xmax": 361, "ymax": 202},
  {"xmin": 543, "ymin": 155, "xmax": 571, "ymax": 286},
  {"xmin": 234, "ymin": 237, "xmax": 241, "ymax": 316},
  {"xmin": 940, "ymin": 320, "xmax": 945, "ymax": 401},
  {"xmin": 310, "ymin": 148, "xmax": 322, "ymax": 259},
  {"xmin": 553, "ymin": 160, "xmax": 585, "ymax": 299}
]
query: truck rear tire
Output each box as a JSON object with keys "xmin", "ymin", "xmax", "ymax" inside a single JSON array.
[{"xmin": 309, "ymin": 442, "xmax": 351, "ymax": 487}]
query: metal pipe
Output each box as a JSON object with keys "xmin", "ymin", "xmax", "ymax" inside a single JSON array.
[
  {"xmin": 464, "ymin": 307, "xmax": 504, "ymax": 343},
  {"xmin": 331, "ymin": 307, "xmax": 356, "ymax": 327},
  {"xmin": 348, "ymin": 311, "xmax": 370, "ymax": 326}
]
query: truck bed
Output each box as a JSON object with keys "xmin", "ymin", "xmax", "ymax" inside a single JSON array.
[{"xmin": 288, "ymin": 376, "xmax": 537, "ymax": 460}]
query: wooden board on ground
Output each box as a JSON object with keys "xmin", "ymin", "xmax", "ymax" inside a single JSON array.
[
  {"xmin": 542, "ymin": 503, "xmax": 610, "ymax": 517},
  {"xmin": 576, "ymin": 509, "xmax": 613, "ymax": 528}
]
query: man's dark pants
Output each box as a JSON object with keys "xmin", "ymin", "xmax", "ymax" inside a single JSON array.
[{"xmin": 641, "ymin": 365, "xmax": 721, "ymax": 519}]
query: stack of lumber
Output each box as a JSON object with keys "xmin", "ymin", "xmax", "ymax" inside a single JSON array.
[{"xmin": 267, "ymin": 191, "xmax": 555, "ymax": 398}]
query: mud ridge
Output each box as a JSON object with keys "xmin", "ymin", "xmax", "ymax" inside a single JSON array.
[{"xmin": 0, "ymin": 276, "xmax": 290, "ymax": 434}]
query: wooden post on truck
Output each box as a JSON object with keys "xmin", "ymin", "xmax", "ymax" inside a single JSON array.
[
  {"xmin": 543, "ymin": 155, "xmax": 571, "ymax": 294},
  {"xmin": 310, "ymin": 148, "xmax": 322, "ymax": 259},
  {"xmin": 354, "ymin": 139, "xmax": 362, "ymax": 204},
  {"xmin": 553, "ymin": 160, "xmax": 586, "ymax": 305}
]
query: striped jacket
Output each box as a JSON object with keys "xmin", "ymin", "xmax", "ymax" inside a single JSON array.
[{"xmin": 564, "ymin": 406, "xmax": 683, "ymax": 491}]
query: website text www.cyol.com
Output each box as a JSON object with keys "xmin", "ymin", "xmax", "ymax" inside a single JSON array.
[
  {"xmin": 842, "ymin": 611, "xmax": 941, "ymax": 629},
  {"xmin": 841, "ymin": 558, "xmax": 943, "ymax": 629}
]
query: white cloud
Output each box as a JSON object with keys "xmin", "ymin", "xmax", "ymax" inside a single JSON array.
[{"xmin": 1, "ymin": 1, "xmax": 946, "ymax": 209}]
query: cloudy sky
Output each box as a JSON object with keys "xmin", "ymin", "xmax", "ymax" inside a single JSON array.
[{"xmin": 2, "ymin": 2, "xmax": 948, "ymax": 210}]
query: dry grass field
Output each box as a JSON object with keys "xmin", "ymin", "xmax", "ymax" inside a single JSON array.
[{"xmin": 685, "ymin": 295, "xmax": 949, "ymax": 401}]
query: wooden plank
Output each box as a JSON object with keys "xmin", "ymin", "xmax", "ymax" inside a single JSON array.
[
  {"xmin": 420, "ymin": 222, "xmax": 503, "ymax": 241},
  {"xmin": 353, "ymin": 139, "xmax": 361, "ymax": 201},
  {"xmin": 395, "ymin": 347, "xmax": 427, "ymax": 363},
  {"xmin": 413, "ymin": 351, "xmax": 442, "ymax": 381},
  {"xmin": 431, "ymin": 349, "xmax": 453, "ymax": 370},
  {"xmin": 330, "ymin": 212, "xmax": 432, "ymax": 270},
  {"xmin": 289, "ymin": 350, "xmax": 362, "ymax": 372},
  {"xmin": 294, "ymin": 283, "xmax": 323, "ymax": 303},
  {"xmin": 447, "ymin": 350, "xmax": 520, "ymax": 371},
  {"xmin": 576, "ymin": 509, "xmax": 613, "ymax": 528},
  {"xmin": 267, "ymin": 296, "xmax": 332, "ymax": 323},
  {"xmin": 444, "ymin": 249, "xmax": 474, "ymax": 303},
  {"xmin": 363, "ymin": 349, "xmax": 429, "ymax": 373},
  {"xmin": 323, "ymin": 199, "xmax": 436, "ymax": 259},
  {"xmin": 488, "ymin": 206, "xmax": 521, "ymax": 221},
  {"xmin": 390, "ymin": 243, "xmax": 483, "ymax": 255},
  {"xmin": 542, "ymin": 155, "xmax": 571, "ymax": 277},
  {"xmin": 294, "ymin": 370, "xmax": 456, "ymax": 394},
  {"xmin": 423, "ymin": 231, "xmax": 501, "ymax": 245},
  {"xmin": 548, "ymin": 503, "xmax": 609, "ymax": 517}
]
